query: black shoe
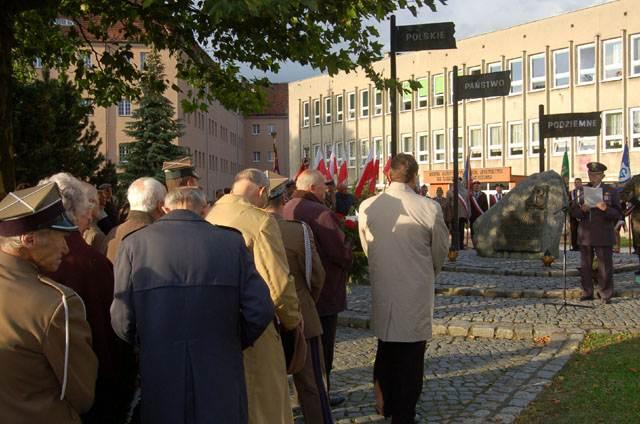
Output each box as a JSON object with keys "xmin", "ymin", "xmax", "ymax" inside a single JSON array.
[
  {"xmin": 329, "ymin": 394, "xmax": 346, "ymax": 407},
  {"xmin": 580, "ymin": 295, "xmax": 594, "ymax": 301}
]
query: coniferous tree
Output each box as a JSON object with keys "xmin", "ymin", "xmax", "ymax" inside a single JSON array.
[{"xmin": 119, "ymin": 52, "xmax": 185, "ymax": 189}]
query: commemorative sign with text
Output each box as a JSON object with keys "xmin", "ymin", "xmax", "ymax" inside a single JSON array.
[
  {"xmin": 456, "ymin": 71, "xmax": 511, "ymax": 100},
  {"xmin": 540, "ymin": 112, "xmax": 602, "ymax": 138},
  {"xmin": 394, "ymin": 22, "xmax": 456, "ymax": 51}
]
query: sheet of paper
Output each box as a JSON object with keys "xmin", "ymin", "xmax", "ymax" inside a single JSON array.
[{"xmin": 583, "ymin": 186, "xmax": 603, "ymax": 207}]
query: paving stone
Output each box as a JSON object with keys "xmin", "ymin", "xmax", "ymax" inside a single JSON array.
[
  {"xmin": 495, "ymin": 326, "xmax": 515, "ymax": 339},
  {"xmin": 447, "ymin": 321, "xmax": 471, "ymax": 337},
  {"xmin": 470, "ymin": 324, "xmax": 496, "ymax": 338}
]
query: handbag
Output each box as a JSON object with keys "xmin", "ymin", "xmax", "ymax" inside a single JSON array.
[{"xmin": 280, "ymin": 221, "xmax": 313, "ymax": 375}]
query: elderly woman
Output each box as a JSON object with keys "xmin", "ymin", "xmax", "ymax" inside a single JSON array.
[
  {"xmin": 39, "ymin": 173, "xmax": 136, "ymax": 424},
  {"xmin": 81, "ymin": 182, "xmax": 107, "ymax": 252}
]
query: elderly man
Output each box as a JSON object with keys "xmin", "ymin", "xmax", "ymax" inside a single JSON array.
[
  {"xmin": 358, "ymin": 154, "xmax": 449, "ymax": 423},
  {"xmin": 0, "ymin": 182, "xmax": 98, "ymax": 423},
  {"xmin": 103, "ymin": 177, "xmax": 166, "ymax": 263},
  {"xmin": 41, "ymin": 173, "xmax": 136, "ymax": 424},
  {"xmin": 264, "ymin": 173, "xmax": 332, "ymax": 424},
  {"xmin": 283, "ymin": 169, "xmax": 352, "ymax": 406},
  {"xmin": 112, "ymin": 187, "xmax": 273, "ymax": 423},
  {"xmin": 570, "ymin": 162, "xmax": 622, "ymax": 304},
  {"xmin": 207, "ymin": 169, "xmax": 300, "ymax": 424}
]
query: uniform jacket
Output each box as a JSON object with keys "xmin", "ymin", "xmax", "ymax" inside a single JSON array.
[
  {"xmin": 446, "ymin": 185, "xmax": 470, "ymax": 222},
  {"xmin": 622, "ymin": 175, "xmax": 640, "ymax": 246},
  {"xmin": 470, "ymin": 191, "xmax": 489, "ymax": 221},
  {"xmin": 358, "ymin": 182, "xmax": 450, "ymax": 342},
  {"xmin": 102, "ymin": 210, "xmax": 154, "ymax": 263},
  {"xmin": 274, "ymin": 215, "xmax": 326, "ymax": 339},
  {"xmin": 283, "ymin": 191, "xmax": 353, "ymax": 317},
  {"xmin": 570, "ymin": 182, "xmax": 622, "ymax": 247},
  {"xmin": 206, "ymin": 194, "xmax": 299, "ymax": 424},
  {"xmin": 111, "ymin": 210, "xmax": 274, "ymax": 424},
  {"xmin": 47, "ymin": 231, "xmax": 136, "ymax": 422},
  {"xmin": 0, "ymin": 251, "xmax": 97, "ymax": 424}
]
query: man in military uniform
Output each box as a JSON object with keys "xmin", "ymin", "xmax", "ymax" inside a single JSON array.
[
  {"xmin": 162, "ymin": 156, "xmax": 200, "ymax": 191},
  {"xmin": 570, "ymin": 162, "xmax": 622, "ymax": 304},
  {"xmin": 0, "ymin": 182, "xmax": 98, "ymax": 423},
  {"xmin": 622, "ymin": 173, "xmax": 640, "ymax": 271},
  {"xmin": 469, "ymin": 180, "xmax": 489, "ymax": 241}
]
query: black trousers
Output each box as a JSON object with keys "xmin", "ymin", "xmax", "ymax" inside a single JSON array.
[
  {"xmin": 320, "ymin": 314, "xmax": 338, "ymax": 392},
  {"xmin": 373, "ymin": 339, "xmax": 426, "ymax": 424},
  {"xmin": 450, "ymin": 218, "xmax": 466, "ymax": 249},
  {"xmin": 570, "ymin": 218, "xmax": 580, "ymax": 250},
  {"xmin": 580, "ymin": 245, "xmax": 614, "ymax": 300}
]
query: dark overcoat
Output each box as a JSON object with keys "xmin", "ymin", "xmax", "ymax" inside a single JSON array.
[
  {"xmin": 570, "ymin": 183, "xmax": 622, "ymax": 246},
  {"xmin": 111, "ymin": 210, "xmax": 274, "ymax": 424}
]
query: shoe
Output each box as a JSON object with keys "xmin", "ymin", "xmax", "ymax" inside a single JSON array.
[
  {"xmin": 579, "ymin": 295, "xmax": 594, "ymax": 301},
  {"xmin": 329, "ymin": 394, "xmax": 346, "ymax": 407}
]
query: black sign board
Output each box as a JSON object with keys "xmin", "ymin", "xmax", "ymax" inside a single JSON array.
[
  {"xmin": 456, "ymin": 71, "xmax": 512, "ymax": 100},
  {"xmin": 540, "ymin": 112, "xmax": 602, "ymax": 138},
  {"xmin": 394, "ymin": 22, "xmax": 456, "ymax": 52}
]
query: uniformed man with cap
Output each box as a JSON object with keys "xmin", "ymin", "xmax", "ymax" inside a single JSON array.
[
  {"xmin": 0, "ymin": 182, "xmax": 98, "ymax": 422},
  {"xmin": 162, "ymin": 156, "xmax": 200, "ymax": 191},
  {"xmin": 570, "ymin": 162, "xmax": 622, "ymax": 304}
]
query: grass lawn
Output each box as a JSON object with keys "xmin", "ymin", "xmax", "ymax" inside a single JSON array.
[{"xmin": 516, "ymin": 333, "xmax": 640, "ymax": 424}]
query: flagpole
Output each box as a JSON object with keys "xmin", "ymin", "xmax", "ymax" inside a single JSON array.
[{"xmin": 452, "ymin": 65, "xmax": 460, "ymax": 251}]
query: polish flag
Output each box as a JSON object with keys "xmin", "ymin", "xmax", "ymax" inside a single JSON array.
[
  {"xmin": 328, "ymin": 147, "xmax": 338, "ymax": 180},
  {"xmin": 313, "ymin": 148, "xmax": 331, "ymax": 181},
  {"xmin": 337, "ymin": 160, "xmax": 348, "ymax": 186},
  {"xmin": 368, "ymin": 159, "xmax": 380, "ymax": 194},
  {"xmin": 354, "ymin": 149, "xmax": 375, "ymax": 198},
  {"xmin": 382, "ymin": 156, "xmax": 392, "ymax": 181},
  {"xmin": 293, "ymin": 157, "xmax": 310, "ymax": 182}
]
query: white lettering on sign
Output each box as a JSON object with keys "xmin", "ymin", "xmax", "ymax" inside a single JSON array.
[
  {"xmin": 546, "ymin": 119, "xmax": 598, "ymax": 130},
  {"xmin": 405, "ymin": 31, "xmax": 446, "ymax": 42},
  {"xmin": 464, "ymin": 80, "xmax": 506, "ymax": 90}
]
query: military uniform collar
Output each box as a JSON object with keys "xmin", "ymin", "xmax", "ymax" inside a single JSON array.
[
  {"xmin": 215, "ymin": 193, "xmax": 254, "ymax": 208},
  {"xmin": 0, "ymin": 250, "xmax": 39, "ymax": 275}
]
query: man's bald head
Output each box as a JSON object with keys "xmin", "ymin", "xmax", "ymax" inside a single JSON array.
[{"xmin": 296, "ymin": 170, "xmax": 327, "ymax": 202}]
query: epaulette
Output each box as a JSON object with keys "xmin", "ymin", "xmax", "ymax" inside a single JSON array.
[{"xmin": 214, "ymin": 224, "xmax": 243, "ymax": 236}]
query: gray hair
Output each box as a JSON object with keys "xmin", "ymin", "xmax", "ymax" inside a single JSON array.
[
  {"xmin": 39, "ymin": 173, "xmax": 88, "ymax": 225},
  {"xmin": 0, "ymin": 229, "xmax": 51, "ymax": 250},
  {"xmin": 128, "ymin": 177, "xmax": 167, "ymax": 213},
  {"xmin": 164, "ymin": 187, "xmax": 207, "ymax": 212},
  {"xmin": 296, "ymin": 169, "xmax": 325, "ymax": 191},
  {"xmin": 233, "ymin": 168, "xmax": 269, "ymax": 189}
]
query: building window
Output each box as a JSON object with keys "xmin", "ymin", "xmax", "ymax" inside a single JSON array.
[
  {"xmin": 325, "ymin": 97, "xmax": 332, "ymax": 124},
  {"xmin": 119, "ymin": 143, "xmax": 132, "ymax": 163},
  {"xmin": 529, "ymin": 120, "xmax": 540, "ymax": 155},
  {"xmin": 267, "ymin": 151, "xmax": 274, "ymax": 162},
  {"xmin": 33, "ymin": 57, "xmax": 43, "ymax": 69},
  {"xmin": 140, "ymin": 52, "xmax": 148, "ymax": 70},
  {"xmin": 251, "ymin": 124, "xmax": 260, "ymax": 135},
  {"xmin": 529, "ymin": 54, "xmax": 546, "ymax": 91},
  {"xmin": 433, "ymin": 131, "xmax": 445, "ymax": 163},
  {"xmin": 417, "ymin": 132, "xmax": 428, "ymax": 163},
  {"xmin": 508, "ymin": 122, "xmax": 524, "ymax": 158},
  {"xmin": 360, "ymin": 89, "xmax": 369, "ymax": 118},
  {"xmin": 118, "ymin": 100, "xmax": 131, "ymax": 116},
  {"xmin": 577, "ymin": 136, "xmax": 596, "ymax": 154},
  {"xmin": 336, "ymin": 95, "xmax": 343, "ymax": 122},
  {"xmin": 360, "ymin": 139, "xmax": 370, "ymax": 166},
  {"xmin": 302, "ymin": 101, "xmax": 309, "ymax": 127},
  {"xmin": 468, "ymin": 126, "xmax": 482, "ymax": 160},
  {"xmin": 509, "ymin": 58, "xmax": 523, "ymax": 94},
  {"xmin": 313, "ymin": 99, "xmax": 320, "ymax": 126},
  {"xmin": 80, "ymin": 99, "xmax": 93, "ymax": 116},
  {"xmin": 401, "ymin": 133, "xmax": 413, "ymax": 154},
  {"xmin": 252, "ymin": 151, "xmax": 261, "ymax": 162},
  {"xmin": 313, "ymin": 144, "xmax": 321, "ymax": 159},
  {"xmin": 577, "ymin": 43, "xmax": 596, "ymax": 84},
  {"xmin": 268, "ymin": 124, "xmax": 276, "ymax": 134},
  {"xmin": 336, "ymin": 142, "xmax": 344, "ymax": 161},
  {"xmin": 448, "ymin": 128, "xmax": 463, "ymax": 162},
  {"xmin": 553, "ymin": 49, "xmax": 570, "ymax": 88},
  {"xmin": 347, "ymin": 92, "xmax": 356, "ymax": 120},
  {"xmin": 401, "ymin": 81, "xmax": 412, "ymax": 111},
  {"xmin": 303, "ymin": 146, "xmax": 310, "ymax": 159},
  {"xmin": 433, "ymin": 74, "xmax": 444, "ymax": 106},
  {"xmin": 373, "ymin": 137, "xmax": 383, "ymax": 160},
  {"xmin": 632, "ymin": 34, "xmax": 640, "ymax": 77},
  {"xmin": 81, "ymin": 51, "xmax": 92, "ymax": 68},
  {"xmin": 488, "ymin": 62, "xmax": 502, "ymax": 73},
  {"xmin": 488, "ymin": 124, "xmax": 502, "ymax": 158},
  {"xmin": 374, "ymin": 88, "xmax": 383, "ymax": 116},
  {"xmin": 348, "ymin": 140, "xmax": 357, "ymax": 167},
  {"xmin": 417, "ymin": 78, "xmax": 428, "ymax": 108},
  {"xmin": 602, "ymin": 38, "xmax": 623, "ymax": 81},
  {"xmin": 603, "ymin": 110, "xmax": 623, "ymax": 151},
  {"xmin": 553, "ymin": 138, "xmax": 571, "ymax": 156},
  {"xmin": 631, "ymin": 108, "xmax": 640, "ymax": 149}
]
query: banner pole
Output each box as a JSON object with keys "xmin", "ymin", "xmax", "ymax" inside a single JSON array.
[{"xmin": 452, "ymin": 65, "xmax": 459, "ymax": 250}]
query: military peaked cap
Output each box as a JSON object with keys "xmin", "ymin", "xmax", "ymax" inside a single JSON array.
[
  {"xmin": 0, "ymin": 182, "xmax": 78, "ymax": 236},
  {"xmin": 162, "ymin": 157, "xmax": 200, "ymax": 180},
  {"xmin": 587, "ymin": 162, "xmax": 607, "ymax": 173},
  {"xmin": 265, "ymin": 171, "xmax": 289, "ymax": 200}
]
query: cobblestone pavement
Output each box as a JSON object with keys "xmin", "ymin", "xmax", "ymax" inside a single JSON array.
[{"xmin": 311, "ymin": 328, "xmax": 582, "ymax": 424}]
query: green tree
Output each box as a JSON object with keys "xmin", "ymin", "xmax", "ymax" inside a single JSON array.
[
  {"xmin": 13, "ymin": 73, "xmax": 105, "ymax": 186},
  {"xmin": 118, "ymin": 52, "xmax": 185, "ymax": 189},
  {"xmin": 2, "ymin": 0, "xmax": 446, "ymax": 194}
]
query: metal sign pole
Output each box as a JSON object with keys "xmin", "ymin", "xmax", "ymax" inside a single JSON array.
[
  {"xmin": 452, "ymin": 65, "xmax": 460, "ymax": 250},
  {"xmin": 390, "ymin": 15, "xmax": 398, "ymax": 159},
  {"xmin": 539, "ymin": 104, "xmax": 545, "ymax": 173}
]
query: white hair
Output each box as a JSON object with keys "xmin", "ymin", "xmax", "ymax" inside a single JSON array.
[
  {"xmin": 164, "ymin": 187, "xmax": 207, "ymax": 212},
  {"xmin": 39, "ymin": 173, "xmax": 89, "ymax": 224},
  {"xmin": 81, "ymin": 182, "xmax": 99, "ymax": 210},
  {"xmin": 296, "ymin": 170, "xmax": 324, "ymax": 191},
  {"xmin": 127, "ymin": 177, "xmax": 167, "ymax": 213}
]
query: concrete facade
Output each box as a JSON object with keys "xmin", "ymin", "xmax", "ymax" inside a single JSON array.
[{"xmin": 288, "ymin": 0, "xmax": 640, "ymax": 187}]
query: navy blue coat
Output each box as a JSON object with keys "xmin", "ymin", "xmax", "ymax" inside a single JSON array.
[{"xmin": 111, "ymin": 210, "xmax": 274, "ymax": 424}]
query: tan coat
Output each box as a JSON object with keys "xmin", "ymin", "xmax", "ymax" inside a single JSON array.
[
  {"xmin": 358, "ymin": 182, "xmax": 450, "ymax": 342},
  {"xmin": 206, "ymin": 194, "xmax": 300, "ymax": 424},
  {"xmin": 275, "ymin": 215, "xmax": 325, "ymax": 339},
  {"xmin": 0, "ymin": 251, "xmax": 98, "ymax": 423},
  {"xmin": 102, "ymin": 210, "xmax": 154, "ymax": 263}
]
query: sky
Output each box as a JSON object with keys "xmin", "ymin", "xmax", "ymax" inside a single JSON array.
[{"xmin": 242, "ymin": 0, "xmax": 613, "ymax": 83}]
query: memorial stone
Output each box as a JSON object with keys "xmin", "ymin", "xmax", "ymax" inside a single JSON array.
[{"xmin": 473, "ymin": 170, "xmax": 568, "ymax": 259}]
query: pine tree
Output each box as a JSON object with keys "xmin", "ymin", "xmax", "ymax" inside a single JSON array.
[{"xmin": 119, "ymin": 52, "xmax": 185, "ymax": 189}]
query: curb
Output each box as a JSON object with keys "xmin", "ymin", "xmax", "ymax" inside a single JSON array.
[
  {"xmin": 337, "ymin": 312, "xmax": 640, "ymax": 340},
  {"xmin": 441, "ymin": 263, "xmax": 638, "ymax": 277},
  {"xmin": 434, "ymin": 286, "xmax": 640, "ymax": 299}
]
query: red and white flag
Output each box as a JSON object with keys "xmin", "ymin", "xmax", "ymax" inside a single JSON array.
[
  {"xmin": 293, "ymin": 157, "xmax": 309, "ymax": 182},
  {"xmin": 354, "ymin": 149, "xmax": 374, "ymax": 198},
  {"xmin": 337, "ymin": 160, "xmax": 348, "ymax": 186},
  {"xmin": 382, "ymin": 156, "xmax": 392, "ymax": 181},
  {"xmin": 368, "ymin": 159, "xmax": 380, "ymax": 193},
  {"xmin": 313, "ymin": 148, "xmax": 331, "ymax": 181},
  {"xmin": 328, "ymin": 146, "xmax": 338, "ymax": 180}
]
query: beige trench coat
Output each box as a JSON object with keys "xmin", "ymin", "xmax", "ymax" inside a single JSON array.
[
  {"xmin": 206, "ymin": 194, "xmax": 300, "ymax": 424},
  {"xmin": 358, "ymin": 182, "xmax": 449, "ymax": 342}
]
